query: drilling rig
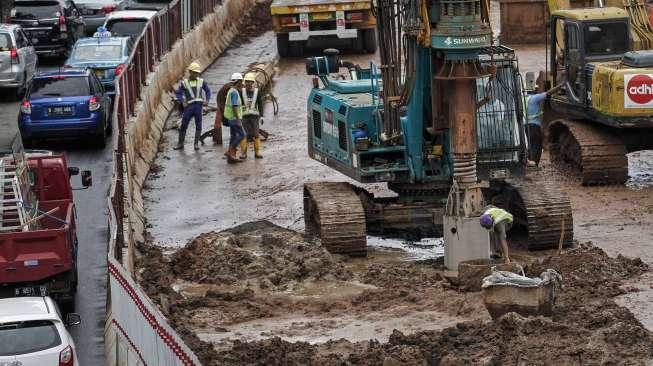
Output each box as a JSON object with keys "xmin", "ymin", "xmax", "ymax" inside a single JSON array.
[{"xmin": 303, "ymin": 0, "xmax": 574, "ymax": 261}]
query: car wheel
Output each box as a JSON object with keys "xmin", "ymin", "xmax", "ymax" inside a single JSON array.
[
  {"xmin": 22, "ymin": 137, "xmax": 33, "ymax": 148},
  {"xmin": 94, "ymin": 121, "xmax": 107, "ymax": 148},
  {"xmin": 15, "ymin": 73, "xmax": 27, "ymax": 100}
]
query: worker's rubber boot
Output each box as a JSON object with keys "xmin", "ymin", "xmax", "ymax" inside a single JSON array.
[
  {"xmin": 193, "ymin": 131, "xmax": 201, "ymax": 151},
  {"xmin": 254, "ymin": 138, "xmax": 263, "ymax": 159},
  {"xmin": 225, "ymin": 147, "xmax": 240, "ymax": 164},
  {"xmin": 239, "ymin": 139, "xmax": 248, "ymax": 160},
  {"xmin": 173, "ymin": 130, "xmax": 186, "ymax": 150}
]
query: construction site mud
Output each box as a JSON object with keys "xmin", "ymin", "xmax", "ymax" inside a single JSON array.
[
  {"xmin": 137, "ymin": 222, "xmax": 653, "ymax": 365},
  {"xmin": 139, "ymin": 9, "xmax": 653, "ymax": 365}
]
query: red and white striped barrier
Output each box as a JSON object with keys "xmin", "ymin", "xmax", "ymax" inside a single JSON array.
[{"xmin": 109, "ymin": 257, "xmax": 201, "ymax": 366}]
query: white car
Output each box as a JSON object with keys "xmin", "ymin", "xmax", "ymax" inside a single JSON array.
[
  {"xmin": 0, "ymin": 297, "xmax": 80, "ymax": 366},
  {"xmin": 102, "ymin": 9, "xmax": 157, "ymax": 39}
]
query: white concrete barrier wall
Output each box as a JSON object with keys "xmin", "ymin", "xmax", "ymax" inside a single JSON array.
[{"xmin": 106, "ymin": 0, "xmax": 257, "ymax": 364}]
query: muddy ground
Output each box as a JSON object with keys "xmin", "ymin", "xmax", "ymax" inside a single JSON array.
[
  {"xmin": 137, "ymin": 222, "xmax": 653, "ymax": 365},
  {"xmin": 139, "ymin": 1, "xmax": 653, "ymax": 364}
]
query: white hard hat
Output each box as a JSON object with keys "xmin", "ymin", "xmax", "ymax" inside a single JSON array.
[
  {"xmin": 231, "ymin": 72, "xmax": 244, "ymax": 81},
  {"xmin": 187, "ymin": 62, "xmax": 201, "ymax": 73}
]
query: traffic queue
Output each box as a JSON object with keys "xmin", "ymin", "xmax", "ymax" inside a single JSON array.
[{"xmin": 3, "ymin": 0, "xmax": 155, "ymax": 147}]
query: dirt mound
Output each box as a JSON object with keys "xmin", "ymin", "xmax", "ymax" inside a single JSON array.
[
  {"xmin": 232, "ymin": 0, "xmax": 273, "ymax": 45},
  {"xmin": 211, "ymin": 243, "xmax": 653, "ymax": 366},
  {"xmin": 170, "ymin": 221, "xmax": 352, "ymax": 290}
]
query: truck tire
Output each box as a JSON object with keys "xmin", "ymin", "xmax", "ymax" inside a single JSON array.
[
  {"xmin": 289, "ymin": 40, "xmax": 305, "ymax": 57},
  {"xmin": 353, "ymin": 31, "xmax": 365, "ymax": 53},
  {"xmin": 363, "ymin": 29, "xmax": 378, "ymax": 54},
  {"xmin": 277, "ymin": 34, "xmax": 290, "ymax": 58}
]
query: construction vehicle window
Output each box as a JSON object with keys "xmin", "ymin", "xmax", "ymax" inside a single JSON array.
[{"xmin": 584, "ymin": 23, "xmax": 628, "ymax": 56}]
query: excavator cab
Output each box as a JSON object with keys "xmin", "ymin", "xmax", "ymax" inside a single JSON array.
[{"xmin": 549, "ymin": 8, "xmax": 630, "ymax": 107}]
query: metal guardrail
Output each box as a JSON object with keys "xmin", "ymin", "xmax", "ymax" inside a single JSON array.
[{"xmin": 108, "ymin": 0, "xmax": 222, "ymax": 262}]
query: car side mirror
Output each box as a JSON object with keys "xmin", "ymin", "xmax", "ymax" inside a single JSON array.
[
  {"xmin": 81, "ymin": 170, "xmax": 92, "ymax": 187},
  {"xmin": 68, "ymin": 167, "xmax": 79, "ymax": 176},
  {"xmin": 66, "ymin": 313, "xmax": 81, "ymax": 326}
]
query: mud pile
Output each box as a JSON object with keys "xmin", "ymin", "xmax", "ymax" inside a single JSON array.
[
  {"xmin": 232, "ymin": 0, "xmax": 273, "ymax": 45},
  {"xmin": 170, "ymin": 224, "xmax": 352, "ymax": 290},
  {"xmin": 212, "ymin": 242, "xmax": 653, "ymax": 365},
  {"xmin": 138, "ymin": 223, "xmax": 652, "ymax": 365}
]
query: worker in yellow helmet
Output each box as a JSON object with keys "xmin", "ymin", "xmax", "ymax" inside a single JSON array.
[
  {"xmin": 480, "ymin": 205, "xmax": 514, "ymax": 263},
  {"xmin": 174, "ymin": 62, "xmax": 211, "ymax": 150},
  {"xmin": 239, "ymin": 73, "xmax": 264, "ymax": 159}
]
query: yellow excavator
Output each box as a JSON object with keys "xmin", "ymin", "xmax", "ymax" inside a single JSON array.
[{"xmin": 542, "ymin": 0, "xmax": 653, "ymax": 184}]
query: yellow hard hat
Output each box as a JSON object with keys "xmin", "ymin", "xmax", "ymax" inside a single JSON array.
[
  {"xmin": 187, "ymin": 62, "xmax": 201, "ymax": 73},
  {"xmin": 243, "ymin": 73, "xmax": 257, "ymax": 82}
]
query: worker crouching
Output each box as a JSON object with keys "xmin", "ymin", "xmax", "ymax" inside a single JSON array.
[
  {"xmin": 223, "ymin": 73, "xmax": 245, "ymax": 163},
  {"xmin": 239, "ymin": 73, "xmax": 264, "ymax": 159},
  {"xmin": 174, "ymin": 62, "xmax": 211, "ymax": 151},
  {"xmin": 480, "ymin": 206, "xmax": 513, "ymax": 264}
]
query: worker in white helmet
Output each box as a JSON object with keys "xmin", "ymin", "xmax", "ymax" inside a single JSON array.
[
  {"xmin": 174, "ymin": 62, "xmax": 211, "ymax": 150},
  {"xmin": 239, "ymin": 73, "xmax": 264, "ymax": 159},
  {"xmin": 223, "ymin": 72, "xmax": 245, "ymax": 163}
]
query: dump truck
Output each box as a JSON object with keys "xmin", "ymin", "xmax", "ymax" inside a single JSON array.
[
  {"xmin": 0, "ymin": 134, "xmax": 92, "ymax": 312},
  {"xmin": 543, "ymin": 0, "xmax": 653, "ymax": 184},
  {"xmin": 270, "ymin": 0, "xmax": 377, "ymax": 57}
]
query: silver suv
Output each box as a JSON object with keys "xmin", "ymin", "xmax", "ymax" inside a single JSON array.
[{"xmin": 0, "ymin": 24, "xmax": 38, "ymax": 99}]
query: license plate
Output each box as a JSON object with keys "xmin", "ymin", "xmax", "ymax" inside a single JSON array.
[
  {"xmin": 49, "ymin": 106, "xmax": 73, "ymax": 115},
  {"xmin": 94, "ymin": 69, "xmax": 105, "ymax": 79},
  {"xmin": 311, "ymin": 12, "xmax": 332, "ymax": 20},
  {"xmin": 15, "ymin": 285, "xmax": 48, "ymax": 297}
]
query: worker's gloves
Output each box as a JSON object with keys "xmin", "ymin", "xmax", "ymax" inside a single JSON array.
[{"xmin": 260, "ymin": 118, "xmax": 264, "ymax": 125}]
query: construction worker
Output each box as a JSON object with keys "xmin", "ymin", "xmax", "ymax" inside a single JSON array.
[
  {"xmin": 479, "ymin": 206, "xmax": 513, "ymax": 264},
  {"xmin": 239, "ymin": 73, "xmax": 264, "ymax": 159},
  {"xmin": 525, "ymin": 83, "xmax": 563, "ymax": 165},
  {"xmin": 223, "ymin": 73, "xmax": 245, "ymax": 163},
  {"xmin": 174, "ymin": 62, "xmax": 211, "ymax": 151}
]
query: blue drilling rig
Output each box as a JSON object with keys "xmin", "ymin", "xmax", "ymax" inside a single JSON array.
[{"xmin": 303, "ymin": 0, "xmax": 574, "ymax": 257}]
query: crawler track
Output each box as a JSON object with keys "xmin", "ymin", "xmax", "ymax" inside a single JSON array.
[
  {"xmin": 549, "ymin": 120, "xmax": 628, "ymax": 185},
  {"xmin": 304, "ymin": 182, "xmax": 367, "ymax": 256},
  {"xmin": 505, "ymin": 178, "xmax": 574, "ymax": 250}
]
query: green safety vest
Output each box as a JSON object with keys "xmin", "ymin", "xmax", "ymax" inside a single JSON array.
[
  {"xmin": 484, "ymin": 207, "xmax": 513, "ymax": 225},
  {"xmin": 182, "ymin": 78, "xmax": 205, "ymax": 104},
  {"xmin": 223, "ymin": 87, "xmax": 243, "ymax": 120},
  {"xmin": 241, "ymin": 87, "xmax": 260, "ymax": 116}
]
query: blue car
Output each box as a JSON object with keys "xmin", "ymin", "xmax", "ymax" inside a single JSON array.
[
  {"xmin": 64, "ymin": 36, "xmax": 132, "ymax": 95},
  {"xmin": 18, "ymin": 69, "xmax": 112, "ymax": 147}
]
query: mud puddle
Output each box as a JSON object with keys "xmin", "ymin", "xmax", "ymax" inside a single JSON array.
[
  {"xmin": 367, "ymin": 236, "xmax": 444, "ymax": 262},
  {"xmin": 627, "ymin": 150, "xmax": 653, "ymax": 190}
]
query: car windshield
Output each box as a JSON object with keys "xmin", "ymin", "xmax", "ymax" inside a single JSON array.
[
  {"xmin": 0, "ymin": 320, "xmax": 62, "ymax": 356},
  {"xmin": 13, "ymin": 1, "xmax": 61, "ymax": 19},
  {"xmin": 584, "ymin": 22, "xmax": 629, "ymax": 56},
  {"xmin": 30, "ymin": 76, "xmax": 90, "ymax": 97},
  {"xmin": 106, "ymin": 19, "xmax": 148, "ymax": 37},
  {"xmin": 71, "ymin": 44, "xmax": 122, "ymax": 61},
  {"xmin": 0, "ymin": 34, "xmax": 12, "ymax": 51}
]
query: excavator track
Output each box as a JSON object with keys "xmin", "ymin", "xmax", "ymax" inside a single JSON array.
[
  {"xmin": 504, "ymin": 177, "xmax": 574, "ymax": 250},
  {"xmin": 303, "ymin": 182, "xmax": 367, "ymax": 257},
  {"xmin": 548, "ymin": 120, "xmax": 628, "ymax": 185}
]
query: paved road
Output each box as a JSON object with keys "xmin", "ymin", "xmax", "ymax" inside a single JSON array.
[{"xmin": 0, "ymin": 59, "xmax": 109, "ymax": 365}]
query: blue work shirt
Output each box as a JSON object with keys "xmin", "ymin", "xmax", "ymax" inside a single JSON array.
[
  {"xmin": 526, "ymin": 92, "xmax": 547, "ymax": 126},
  {"xmin": 175, "ymin": 79, "xmax": 211, "ymax": 105}
]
